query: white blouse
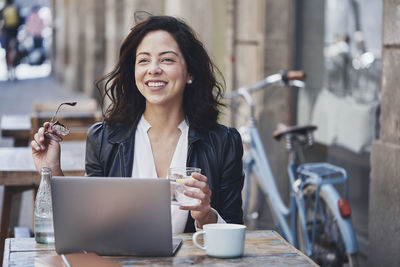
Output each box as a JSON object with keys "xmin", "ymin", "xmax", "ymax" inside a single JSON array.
[{"xmin": 132, "ymin": 115, "xmax": 225, "ymax": 233}]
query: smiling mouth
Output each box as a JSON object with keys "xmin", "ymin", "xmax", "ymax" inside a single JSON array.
[{"xmin": 147, "ymin": 81, "xmax": 167, "ymax": 87}]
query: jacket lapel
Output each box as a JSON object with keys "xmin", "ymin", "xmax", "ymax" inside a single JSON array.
[{"xmin": 106, "ymin": 117, "xmax": 140, "ymax": 177}]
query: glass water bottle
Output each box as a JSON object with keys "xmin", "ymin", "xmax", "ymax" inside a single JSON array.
[{"xmin": 34, "ymin": 167, "xmax": 55, "ymax": 244}]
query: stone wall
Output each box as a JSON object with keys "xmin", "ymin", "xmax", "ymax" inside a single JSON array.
[{"xmin": 368, "ymin": 1, "xmax": 400, "ymax": 265}]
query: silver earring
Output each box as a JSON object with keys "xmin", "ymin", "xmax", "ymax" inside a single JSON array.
[{"xmin": 187, "ymin": 79, "xmax": 193, "ymax": 84}]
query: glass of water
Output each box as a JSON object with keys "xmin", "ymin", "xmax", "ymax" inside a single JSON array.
[{"xmin": 168, "ymin": 167, "xmax": 201, "ymax": 206}]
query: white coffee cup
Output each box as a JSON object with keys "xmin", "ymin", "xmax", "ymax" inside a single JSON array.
[{"xmin": 192, "ymin": 223, "xmax": 246, "ymax": 258}]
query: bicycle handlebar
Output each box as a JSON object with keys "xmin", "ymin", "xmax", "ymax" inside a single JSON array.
[
  {"xmin": 225, "ymin": 70, "xmax": 306, "ymax": 121},
  {"xmin": 282, "ymin": 70, "xmax": 306, "ymax": 81},
  {"xmin": 224, "ymin": 70, "xmax": 306, "ymax": 99}
]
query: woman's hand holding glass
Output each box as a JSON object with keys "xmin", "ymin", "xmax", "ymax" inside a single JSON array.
[
  {"xmin": 179, "ymin": 172, "xmax": 217, "ymax": 228},
  {"xmin": 31, "ymin": 122, "xmax": 63, "ymax": 176}
]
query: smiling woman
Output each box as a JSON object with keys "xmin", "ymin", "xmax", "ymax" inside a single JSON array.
[{"xmin": 31, "ymin": 15, "xmax": 244, "ymax": 234}]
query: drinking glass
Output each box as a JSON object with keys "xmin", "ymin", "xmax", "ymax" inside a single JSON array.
[{"xmin": 167, "ymin": 167, "xmax": 201, "ymax": 206}]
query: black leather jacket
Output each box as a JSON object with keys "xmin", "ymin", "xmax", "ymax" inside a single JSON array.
[{"xmin": 85, "ymin": 121, "xmax": 244, "ymax": 232}]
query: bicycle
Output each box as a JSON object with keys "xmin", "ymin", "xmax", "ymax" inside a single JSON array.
[{"xmin": 227, "ymin": 71, "xmax": 359, "ymax": 266}]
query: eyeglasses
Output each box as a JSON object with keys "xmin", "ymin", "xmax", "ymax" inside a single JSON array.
[{"xmin": 44, "ymin": 102, "xmax": 77, "ymax": 142}]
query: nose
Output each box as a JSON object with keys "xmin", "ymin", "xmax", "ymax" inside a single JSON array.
[{"xmin": 148, "ymin": 62, "xmax": 162, "ymax": 75}]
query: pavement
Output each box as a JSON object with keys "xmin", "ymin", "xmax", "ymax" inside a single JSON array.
[{"xmin": 0, "ymin": 61, "xmax": 94, "ymax": 233}]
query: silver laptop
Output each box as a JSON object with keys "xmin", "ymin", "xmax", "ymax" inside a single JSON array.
[{"xmin": 50, "ymin": 176, "xmax": 182, "ymax": 256}]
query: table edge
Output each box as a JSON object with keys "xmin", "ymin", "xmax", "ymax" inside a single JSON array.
[
  {"xmin": 3, "ymin": 238, "xmax": 10, "ymax": 267},
  {"xmin": 270, "ymin": 230, "xmax": 319, "ymax": 266},
  {"xmin": 3, "ymin": 231, "xmax": 319, "ymax": 266}
]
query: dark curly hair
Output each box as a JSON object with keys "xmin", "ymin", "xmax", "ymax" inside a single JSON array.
[{"xmin": 96, "ymin": 15, "xmax": 225, "ymax": 130}]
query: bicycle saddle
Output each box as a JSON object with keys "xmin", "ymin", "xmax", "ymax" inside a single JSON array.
[{"xmin": 273, "ymin": 123, "xmax": 317, "ymax": 141}]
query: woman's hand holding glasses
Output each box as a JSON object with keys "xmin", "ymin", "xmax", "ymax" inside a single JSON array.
[{"xmin": 31, "ymin": 102, "xmax": 76, "ymax": 175}]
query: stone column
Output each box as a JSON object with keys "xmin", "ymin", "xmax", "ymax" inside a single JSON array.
[
  {"xmin": 82, "ymin": 0, "xmax": 106, "ymax": 97},
  {"xmin": 82, "ymin": 0, "xmax": 95, "ymax": 96},
  {"xmin": 368, "ymin": 1, "xmax": 400, "ymax": 266},
  {"xmin": 256, "ymin": 0, "xmax": 294, "ymax": 227},
  {"xmin": 51, "ymin": 0, "xmax": 65, "ymax": 82},
  {"xmin": 104, "ymin": 0, "xmax": 118, "ymax": 75},
  {"xmin": 68, "ymin": 0, "xmax": 84, "ymax": 91},
  {"xmin": 52, "ymin": 0, "xmax": 85, "ymax": 92},
  {"xmin": 93, "ymin": 0, "xmax": 106, "ymax": 96}
]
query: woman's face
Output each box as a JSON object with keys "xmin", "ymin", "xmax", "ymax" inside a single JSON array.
[{"xmin": 135, "ymin": 30, "xmax": 191, "ymax": 108}]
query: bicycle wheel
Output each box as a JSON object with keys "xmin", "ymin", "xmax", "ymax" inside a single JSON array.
[{"xmin": 297, "ymin": 185, "xmax": 359, "ymax": 267}]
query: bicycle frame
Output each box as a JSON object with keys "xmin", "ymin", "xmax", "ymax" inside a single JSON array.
[
  {"xmin": 244, "ymin": 120, "xmax": 295, "ymax": 245},
  {"xmin": 236, "ymin": 71, "xmax": 358, "ymax": 259},
  {"xmin": 243, "ymin": 106, "xmax": 359, "ymax": 257}
]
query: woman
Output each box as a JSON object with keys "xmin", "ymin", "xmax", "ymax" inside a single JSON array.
[{"xmin": 31, "ymin": 15, "xmax": 244, "ymax": 233}]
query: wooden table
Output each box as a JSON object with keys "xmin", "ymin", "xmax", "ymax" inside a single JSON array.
[
  {"xmin": 2, "ymin": 231, "xmax": 317, "ymax": 266},
  {"xmin": 0, "ymin": 115, "xmax": 31, "ymax": 147},
  {"xmin": 0, "ymin": 141, "xmax": 86, "ymax": 184},
  {"xmin": 0, "ymin": 142, "xmax": 86, "ymax": 264}
]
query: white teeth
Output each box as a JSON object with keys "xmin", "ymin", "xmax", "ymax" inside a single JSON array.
[{"xmin": 147, "ymin": 82, "xmax": 166, "ymax": 87}]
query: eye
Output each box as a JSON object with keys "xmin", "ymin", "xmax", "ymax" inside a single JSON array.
[
  {"xmin": 136, "ymin": 58, "xmax": 149, "ymax": 64},
  {"xmin": 161, "ymin": 58, "xmax": 176, "ymax": 63}
]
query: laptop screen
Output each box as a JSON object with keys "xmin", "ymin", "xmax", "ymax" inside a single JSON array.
[{"xmin": 51, "ymin": 177, "xmax": 177, "ymax": 256}]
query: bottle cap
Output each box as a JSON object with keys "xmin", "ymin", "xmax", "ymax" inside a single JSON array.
[{"xmin": 41, "ymin": 167, "xmax": 52, "ymax": 174}]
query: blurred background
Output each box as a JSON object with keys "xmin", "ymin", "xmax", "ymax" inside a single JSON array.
[
  {"xmin": 1, "ymin": 0, "xmax": 397, "ymax": 266},
  {"xmin": 0, "ymin": 0, "xmax": 51, "ymax": 81}
]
